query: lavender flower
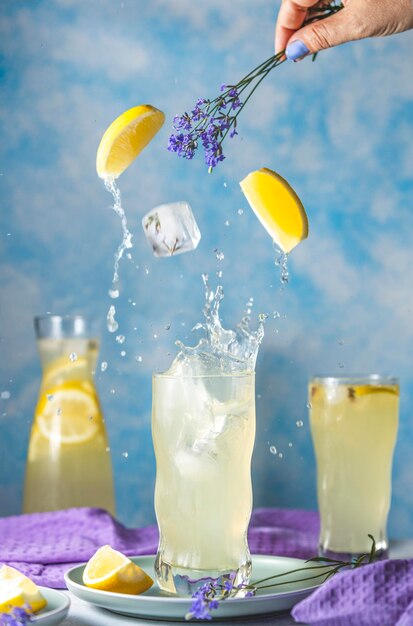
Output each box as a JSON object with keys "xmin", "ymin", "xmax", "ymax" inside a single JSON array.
[
  {"xmin": 168, "ymin": 2, "xmax": 344, "ymax": 171},
  {"xmin": 185, "ymin": 583, "xmax": 219, "ymax": 621},
  {"xmin": 0, "ymin": 607, "xmax": 32, "ymax": 626}
]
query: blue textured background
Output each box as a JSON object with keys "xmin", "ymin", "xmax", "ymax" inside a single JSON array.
[{"xmin": 1, "ymin": 1, "xmax": 413, "ymax": 537}]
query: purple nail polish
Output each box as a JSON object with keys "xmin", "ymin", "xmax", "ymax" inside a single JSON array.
[{"xmin": 286, "ymin": 40, "xmax": 310, "ymax": 61}]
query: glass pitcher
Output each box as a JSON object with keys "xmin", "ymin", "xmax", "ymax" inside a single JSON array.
[{"xmin": 23, "ymin": 315, "xmax": 115, "ymax": 514}]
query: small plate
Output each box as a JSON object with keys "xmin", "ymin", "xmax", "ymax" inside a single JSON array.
[
  {"xmin": 65, "ymin": 554, "xmax": 325, "ymax": 621},
  {"xmin": 32, "ymin": 587, "xmax": 70, "ymax": 625}
]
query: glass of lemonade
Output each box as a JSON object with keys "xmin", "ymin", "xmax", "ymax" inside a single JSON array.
[
  {"xmin": 309, "ymin": 375, "xmax": 399, "ymax": 559},
  {"xmin": 23, "ymin": 315, "xmax": 115, "ymax": 514},
  {"xmin": 152, "ymin": 371, "xmax": 256, "ymax": 596}
]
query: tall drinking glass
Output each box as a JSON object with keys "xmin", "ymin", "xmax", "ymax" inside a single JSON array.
[
  {"xmin": 24, "ymin": 315, "xmax": 115, "ymax": 514},
  {"xmin": 152, "ymin": 371, "xmax": 255, "ymax": 596},
  {"xmin": 309, "ymin": 375, "xmax": 399, "ymax": 559}
]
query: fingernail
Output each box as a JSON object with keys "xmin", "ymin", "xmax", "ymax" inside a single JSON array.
[{"xmin": 286, "ymin": 40, "xmax": 309, "ymax": 61}]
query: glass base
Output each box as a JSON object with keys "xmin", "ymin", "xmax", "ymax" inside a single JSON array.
[
  {"xmin": 154, "ymin": 553, "xmax": 252, "ymax": 596},
  {"xmin": 319, "ymin": 539, "xmax": 388, "ymax": 562}
]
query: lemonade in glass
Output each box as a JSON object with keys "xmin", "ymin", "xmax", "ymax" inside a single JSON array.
[
  {"xmin": 309, "ymin": 376, "xmax": 399, "ymax": 558},
  {"xmin": 152, "ymin": 371, "xmax": 256, "ymax": 595}
]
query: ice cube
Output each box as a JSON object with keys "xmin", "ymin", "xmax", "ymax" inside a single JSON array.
[{"xmin": 142, "ymin": 201, "xmax": 201, "ymax": 257}]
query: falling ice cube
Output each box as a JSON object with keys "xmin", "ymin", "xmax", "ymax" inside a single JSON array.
[{"xmin": 142, "ymin": 201, "xmax": 201, "ymax": 257}]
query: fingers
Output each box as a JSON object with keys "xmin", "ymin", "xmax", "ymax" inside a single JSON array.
[
  {"xmin": 285, "ymin": 5, "xmax": 362, "ymax": 59},
  {"xmin": 275, "ymin": 0, "xmax": 322, "ymax": 53}
]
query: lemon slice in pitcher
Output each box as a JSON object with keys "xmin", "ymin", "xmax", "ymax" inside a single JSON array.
[
  {"xmin": 240, "ymin": 167, "xmax": 308, "ymax": 253},
  {"xmin": 0, "ymin": 565, "xmax": 47, "ymax": 614},
  {"xmin": 96, "ymin": 105, "xmax": 165, "ymax": 179},
  {"xmin": 35, "ymin": 381, "xmax": 100, "ymax": 445},
  {"xmin": 83, "ymin": 545, "xmax": 153, "ymax": 594}
]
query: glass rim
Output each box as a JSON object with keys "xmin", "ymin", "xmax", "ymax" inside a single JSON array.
[
  {"xmin": 310, "ymin": 374, "xmax": 399, "ymax": 386},
  {"xmin": 34, "ymin": 314, "xmax": 98, "ymax": 339},
  {"xmin": 153, "ymin": 370, "xmax": 255, "ymax": 380}
]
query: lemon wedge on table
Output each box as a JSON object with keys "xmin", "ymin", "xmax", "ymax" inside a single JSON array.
[
  {"xmin": 96, "ymin": 105, "xmax": 165, "ymax": 179},
  {"xmin": 35, "ymin": 381, "xmax": 100, "ymax": 445},
  {"xmin": 240, "ymin": 167, "xmax": 309, "ymax": 253},
  {"xmin": 83, "ymin": 545, "xmax": 153, "ymax": 594},
  {"xmin": 0, "ymin": 565, "xmax": 47, "ymax": 614}
]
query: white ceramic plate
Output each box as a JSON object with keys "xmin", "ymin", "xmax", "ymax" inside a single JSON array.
[
  {"xmin": 65, "ymin": 554, "xmax": 325, "ymax": 621},
  {"xmin": 32, "ymin": 587, "xmax": 70, "ymax": 625}
]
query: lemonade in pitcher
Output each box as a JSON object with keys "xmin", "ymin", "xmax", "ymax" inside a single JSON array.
[{"xmin": 23, "ymin": 316, "xmax": 115, "ymax": 514}]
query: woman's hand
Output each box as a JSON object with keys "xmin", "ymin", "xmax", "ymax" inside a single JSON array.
[{"xmin": 275, "ymin": 0, "xmax": 413, "ymax": 61}]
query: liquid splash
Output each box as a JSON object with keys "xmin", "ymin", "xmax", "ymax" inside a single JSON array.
[
  {"xmin": 274, "ymin": 244, "xmax": 289, "ymax": 284},
  {"xmin": 104, "ymin": 176, "xmax": 133, "ymax": 284},
  {"xmin": 168, "ymin": 274, "xmax": 266, "ymax": 375}
]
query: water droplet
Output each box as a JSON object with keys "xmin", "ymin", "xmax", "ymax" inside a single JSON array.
[
  {"xmin": 116, "ymin": 335, "xmax": 125, "ymax": 344},
  {"xmin": 165, "ymin": 324, "xmax": 171, "ymax": 331},
  {"xmin": 101, "ymin": 361, "xmax": 108, "ymax": 372},
  {"xmin": 237, "ymin": 208, "xmax": 244, "ymax": 215},
  {"xmin": 339, "ymin": 362, "xmax": 345, "ymax": 369},
  {"xmin": 273, "ymin": 311, "xmax": 280, "ymax": 319},
  {"xmin": 296, "ymin": 420, "xmax": 304, "ymax": 428},
  {"xmin": 144, "ymin": 268, "xmax": 150, "ymax": 275},
  {"xmin": 69, "ymin": 352, "xmax": 77, "ymax": 362},
  {"xmin": 120, "ymin": 350, "xmax": 126, "ymax": 357},
  {"xmin": 153, "ymin": 333, "xmax": 158, "ymax": 339},
  {"xmin": 224, "ymin": 220, "xmax": 230, "ymax": 226},
  {"xmin": 57, "ymin": 407, "xmax": 61, "ymax": 416},
  {"xmin": 269, "ymin": 446, "xmax": 277, "ymax": 455},
  {"xmin": 257, "ymin": 393, "xmax": 262, "ymax": 399},
  {"xmin": 109, "ymin": 288, "xmax": 119, "ymax": 299},
  {"xmin": 223, "ymin": 182, "xmax": 227, "ymax": 188},
  {"xmin": 122, "ymin": 451, "xmax": 129, "ymax": 458},
  {"xmin": 135, "ymin": 355, "xmax": 143, "ymax": 363},
  {"xmin": 110, "ymin": 388, "xmax": 116, "ymax": 395},
  {"xmin": 88, "ymin": 415, "xmax": 94, "ymax": 420},
  {"xmin": 338, "ymin": 339, "xmax": 344, "ymax": 346},
  {"xmin": 1, "ymin": 391, "xmax": 10, "ymax": 400},
  {"xmin": 215, "ymin": 251, "xmax": 225, "ymax": 261},
  {"xmin": 106, "ymin": 446, "xmax": 111, "ymax": 452},
  {"xmin": 46, "ymin": 394, "xmax": 54, "ymax": 401},
  {"xmin": 288, "ymin": 442, "xmax": 293, "ymax": 448},
  {"xmin": 306, "ymin": 403, "xmax": 312, "ymax": 409},
  {"xmin": 278, "ymin": 452, "xmax": 283, "ymax": 459},
  {"xmin": 216, "ymin": 270, "xmax": 223, "ymax": 278},
  {"xmin": 107, "ymin": 305, "xmax": 119, "ymax": 333}
]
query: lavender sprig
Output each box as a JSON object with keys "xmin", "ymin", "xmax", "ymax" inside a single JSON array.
[
  {"xmin": 168, "ymin": 2, "xmax": 343, "ymax": 172},
  {"xmin": 0, "ymin": 607, "xmax": 33, "ymax": 626},
  {"xmin": 186, "ymin": 534, "xmax": 378, "ymax": 620}
]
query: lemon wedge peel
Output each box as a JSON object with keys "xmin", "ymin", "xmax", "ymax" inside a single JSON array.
[
  {"xmin": 83, "ymin": 545, "xmax": 154, "ymax": 595},
  {"xmin": 352, "ymin": 385, "xmax": 399, "ymax": 397},
  {"xmin": 240, "ymin": 167, "xmax": 309, "ymax": 253},
  {"xmin": 96, "ymin": 105, "xmax": 165, "ymax": 179},
  {"xmin": 0, "ymin": 565, "xmax": 47, "ymax": 614},
  {"xmin": 35, "ymin": 381, "xmax": 100, "ymax": 445}
]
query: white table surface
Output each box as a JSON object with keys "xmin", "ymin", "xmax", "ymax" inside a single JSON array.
[{"xmin": 58, "ymin": 541, "xmax": 413, "ymax": 626}]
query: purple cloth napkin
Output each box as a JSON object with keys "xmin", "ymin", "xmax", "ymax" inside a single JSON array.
[
  {"xmin": 292, "ymin": 559, "xmax": 413, "ymax": 626},
  {"xmin": 0, "ymin": 506, "xmax": 319, "ymax": 589}
]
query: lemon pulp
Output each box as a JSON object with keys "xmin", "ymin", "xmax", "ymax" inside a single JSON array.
[
  {"xmin": 240, "ymin": 167, "xmax": 308, "ymax": 253},
  {"xmin": 83, "ymin": 545, "xmax": 153, "ymax": 595},
  {"xmin": 96, "ymin": 104, "xmax": 165, "ymax": 178}
]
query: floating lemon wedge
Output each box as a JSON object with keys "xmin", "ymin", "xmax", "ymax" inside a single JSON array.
[
  {"xmin": 83, "ymin": 545, "xmax": 153, "ymax": 594},
  {"xmin": 35, "ymin": 381, "xmax": 100, "ymax": 445},
  {"xmin": 96, "ymin": 105, "xmax": 165, "ymax": 179},
  {"xmin": 0, "ymin": 565, "xmax": 47, "ymax": 614},
  {"xmin": 240, "ymin": 167, "xmax": 308, "ymax": 253}
]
